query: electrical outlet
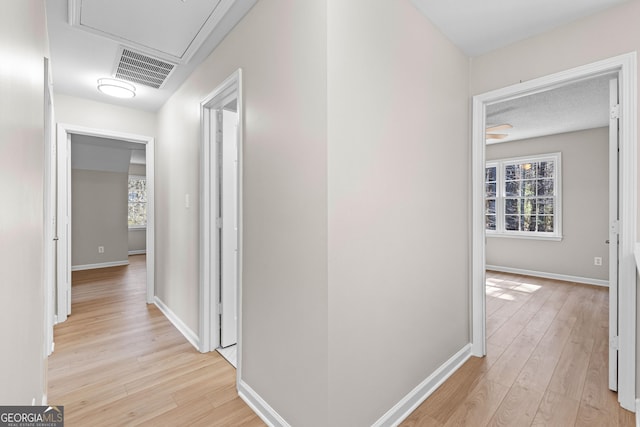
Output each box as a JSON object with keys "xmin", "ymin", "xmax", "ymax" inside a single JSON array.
[
  {"xmin": 98, "ymin": 246, "xmax": 105, "ymax": 254},
  {"xmin": 594, "ymin": 256, "xmax": 602, "ymax": 266}
]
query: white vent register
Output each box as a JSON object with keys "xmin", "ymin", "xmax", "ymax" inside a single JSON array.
[{"xmin": 113, "ymin": 47, "xmax": 176, "ymax": 89}]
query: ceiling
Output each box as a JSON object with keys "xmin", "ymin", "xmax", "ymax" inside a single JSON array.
[
  {"xmin": 410, "ymin": 0, "xmax": 629, "ymax": 56},
  {"xmin": 47, "ymin": 0, "xmax": 628, "ymax": 116},
  {"xmin": 71, "ymin": 134, "xmax": 143, "ymax": 172},
  {"xmin": 486, "ymin": 73, "xmax": 615, "ymax": 144},
  {"xmin": 46, "ymin": 0, "xmax": 256, "ymax": 111}
]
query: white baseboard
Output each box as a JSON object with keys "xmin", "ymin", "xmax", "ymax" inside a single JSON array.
[
  {"xmin": 128, "ymin": 250, "xmax": 146, "ymax": 255},
  {"xmin": 486, "ymin": 265, "xmax": 609, "ymax": 287},
  {"xmin": 372, "ymin": 344, "xmax": 472, "ymax": 427},
  {"xmin": 636, "ymin": 398, "xmax": 639, "ymax": 427},
  {"xmin": 153, "ymin": 296, "xmax": 200, "ymax": 350},
  {"xmin": 238, "ymin": 380, "xmax": 291, "ymax": 427},
  {"xmin": 71, "ymin": 260, "xmax": 129, "ymax": 271}
]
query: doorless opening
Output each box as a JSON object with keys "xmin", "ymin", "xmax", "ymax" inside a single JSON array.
[
  {"xmin": 471, "ymin": 53, "xmax": 637, "ymax": 411},
  {"xmin": 200, "ymin": 70, "xmax": 243, "ymax": 372},
  {"xmin": 56, "ymin": 124, "xmax": 156, "ymax": 323}
]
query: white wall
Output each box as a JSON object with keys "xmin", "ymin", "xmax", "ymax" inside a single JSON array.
[
  {"xmin": 0, "ymin": 0, "xmax": 49, "ymax": 404},
  {"xmin": 155, "ymin": 0, "xmax": 328, "ymax": 425},
  {"xmin": 53, "ymin": 93, "xmax": 156, "ymax": 137},
  {"xmin": 327, "ymin": 1, "xmax": 470, "ymax": 425},
  {"xmin": 155, "ymin": 1, "xmax": 469, "ymax": 424},
  {"xmin": 486, "ymin": 128, "xmax": 609, "ymax": 282},
  {"xmin": 469, "ymin": 0, "xmax": 640, "ymax": 402}
]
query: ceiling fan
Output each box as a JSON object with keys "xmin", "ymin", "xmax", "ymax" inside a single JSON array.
[{"xmin": 486, "ymin": 124, "xmax": 512, "ymax": 140}]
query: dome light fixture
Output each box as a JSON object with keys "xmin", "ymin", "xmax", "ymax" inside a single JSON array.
[{"xmin": 97, "ymin": 78, "xmax": 136, "ymax": 98}]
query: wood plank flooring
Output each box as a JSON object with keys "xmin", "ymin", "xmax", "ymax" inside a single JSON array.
[
  {"xmin": 48, "ymin": 255, "xmax": 264, "ymax": 427},
  {"xmin": 401, "ymin": 271, "xmax": 635, "ymax": 427},
  {"xmin": 50, "ymin": 261, "xmax": 635, "ymax": 425}
]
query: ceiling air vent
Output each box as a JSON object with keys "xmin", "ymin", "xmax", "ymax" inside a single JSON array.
[{"xmin": 113, "ymin": 47, "xmax": 176, "ymax": 89}]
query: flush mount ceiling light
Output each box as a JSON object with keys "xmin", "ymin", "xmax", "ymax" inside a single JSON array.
[{"xmin": 97, "ymin": 78, "xmax": 136, "ymax": 98}]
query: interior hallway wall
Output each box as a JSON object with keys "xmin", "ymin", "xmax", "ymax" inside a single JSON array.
[
  {"xmin": 53, "ymin": 93, "xmax": 156, "ymax": 137},
  {"xmin": 0, "ymin": 0, "xmax": 49, "ymax": 405},
  {"xmin": 327, "ymin": 0, "xmax": 470, "ymax": 425},
  {"xmin": 155, "ymin": 0, "xmax": 328, "ymax": 425}
]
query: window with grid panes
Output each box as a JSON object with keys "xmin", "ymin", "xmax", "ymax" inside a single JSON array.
[
  {"xmin": 485, "ymin": 153, "xmax": 561, "ymax": 239},
  {"xmin": 128, "ymin": 175, "xmax": 147, "ymax": 228}
]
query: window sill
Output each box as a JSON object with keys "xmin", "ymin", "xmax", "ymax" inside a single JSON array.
[
  {"xmin": 128, "ymin": 225, "xmax": 147, "ymax": 231},
  {"xmin": 486, "ymin": 232, "xmax": 563, "ymax": 242}
]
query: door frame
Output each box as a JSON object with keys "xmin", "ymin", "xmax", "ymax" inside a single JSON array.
[
  {"xmin": 199, "ymin": 69, "xmax": 243, "ymax": 368},
  {"xmin": 56, "ymin": 123, "xmax": 156, "ymax": 323},
  {"xmin": 470, "ymin": 52, "xmax": 637, "ymax": 411},
  {"xmin": 44, "ymin": 57, "xmax": 55, "ymax": 356}
]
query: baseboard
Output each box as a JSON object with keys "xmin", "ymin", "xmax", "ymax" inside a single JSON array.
[
  {"xmin": 486, "ymin": 265, "xmax": 609, "ymax": 287},
  {"xmin": 372, "ymin": 344, "xmax": 472, "ymax": 427},
  {"xmin": 71, "ymin": 260, "xmax": 129, "ymax": 271},
  {"xmin": 238, "ymin": 380, "xmax": 291, "ymax": 427},
  {"xmin": 636, "ymin": 398, "xmax": 639, "ymax": 427},
  {"xmin": 128, "ymin": 250, "xmax": 146, "ymax": 255},
  {"xmin": 153, "ymin": 296, "xmax": 200, "ymax": 350}
]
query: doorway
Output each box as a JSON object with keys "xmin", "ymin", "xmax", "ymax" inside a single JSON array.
[
  {"xmin": 200, "ymin": 70, "xmax": 243, "ymax": 370},
  {"xmin": 471, "ymin": 53, "xmax": 637, "ymax": 411},
  {"xmin": 56, "ymin": 124, "xmax": 155, "ymax": 323}
]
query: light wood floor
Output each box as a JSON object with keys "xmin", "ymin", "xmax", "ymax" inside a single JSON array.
[
  {"xmin": 402, "ymin": 271, "xmax": 635, "ymax": 427},
  {"xmin": 48, "ymin": 255, "xmax": 264, "ymax": 427},
  {"xmin": 50, "ymin": 261, "xmax": 635, "ymax": 426}
]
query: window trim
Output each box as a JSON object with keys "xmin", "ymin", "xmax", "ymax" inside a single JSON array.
[
  {"xmin": 486, "ymin": 152, "xmax": 562, "ymax": 241},
  {"xmin": 128, "ymin": 174, "xmax": 147, "ymax": 229}
]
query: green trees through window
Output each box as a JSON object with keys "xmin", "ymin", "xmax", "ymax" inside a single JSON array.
[
  {"xmin": 486, "ymin": 153, "xmax": 561, "ymax": 238},
  {"xmin": 128, "ymin": 175, "xmax": 147, "ymax": 227}
]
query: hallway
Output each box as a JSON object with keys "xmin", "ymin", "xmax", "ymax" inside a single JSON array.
[{"xmin": 48, "ymin": 255, "xmax": 264, "ymax": 426}]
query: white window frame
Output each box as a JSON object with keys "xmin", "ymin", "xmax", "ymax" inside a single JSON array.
[
  {"xmin": 128, "ymin": 174, "xmax": 147, "ymax": 230},
  {"xmin": 486, "ymin": 152, "xmax": 562, "ymax": 241}
]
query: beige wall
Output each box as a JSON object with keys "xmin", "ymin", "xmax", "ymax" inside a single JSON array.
[
  {"xmin": 128, "ymin": 229, "xmax": 146, "ymax": 253},
  {"xmin": 470, "ymin": 0, "xmax": 640, "ymax": 402},
  {"xmin": 486, "ymin": 128, "xmax": 609, "ymax": 282},
  {"xmin": 129, "ymin": 164, "xmax": 146, "ymax": 176},
  {"xmin": 0, "ymin": 0, "xmax": 48, "ymax": 404},
  {"xmin": 327, "ymin": 0, "xmax": 470, "ymax": 424},
  {"xmin": 155, "ymin": 0, "xmax": 328, "ymax": 424},
  {"xmin": 72, "ymin": 169, "xmax": 129, "ymax": 267},
  {"xmin": 54, "ymin": 93, "xmax": 156, "ymax": 137}
]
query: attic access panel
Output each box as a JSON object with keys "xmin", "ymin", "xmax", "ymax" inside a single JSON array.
[{"xmin": 70, "ymin": 0, "xmax": 226, "ymax": 63}]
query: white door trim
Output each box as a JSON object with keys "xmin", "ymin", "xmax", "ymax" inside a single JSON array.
[
  {"xmin": 471, "ymin": 52, "xmax": 637, "ymax": 411},
  {"xmin": 199, "ymin": 69, "xmax": 243, "ymax": 372},
  {"xmin": 44, "ymin": 57, "xmax": 55, "ymax": 356},
  {"xmin": 609, "ymin": 76, "xmax": 620, "ymax": 391},
  {"xmin": 55, "ymin": 123, "xmax": 156, "ymax": 323}
]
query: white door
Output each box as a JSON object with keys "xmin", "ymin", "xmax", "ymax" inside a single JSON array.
[
  {"xmin": 56, "ymin": 131, "xmax": 71, "ymax": 321},
  {"xmin": 220, "ymin": 106, "xmax": 239, "ymax": 348},
  {"xmin": 608, "ymin": 77, "xmax": 619, "ymax": 391}
]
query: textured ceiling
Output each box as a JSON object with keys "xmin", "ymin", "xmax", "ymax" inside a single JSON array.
[{"xmin": 486, "ymin": 73, "xmax": 616, "ymax": 144}]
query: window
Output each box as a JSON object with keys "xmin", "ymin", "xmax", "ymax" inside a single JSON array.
[
  {"xmin": 486, "ymin": 153, "xmax": 561, "ymax": 240},
  {"xmin": 128, "ymin": 175, "xmax": 147, "ymax": 228}
]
